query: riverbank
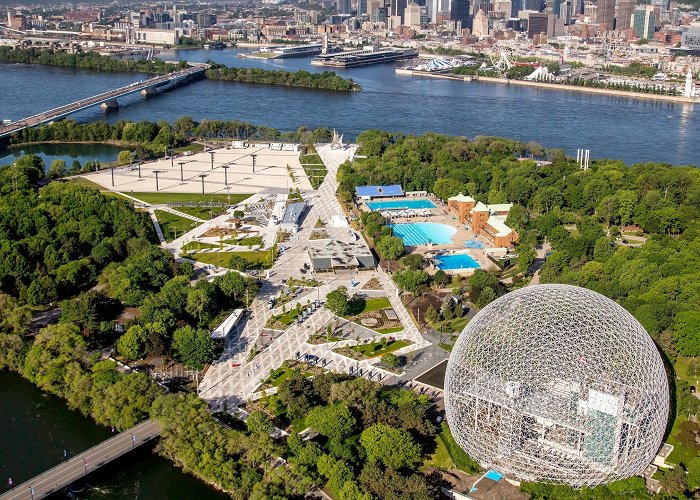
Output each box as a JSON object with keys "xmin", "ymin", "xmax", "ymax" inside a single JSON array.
[{"xmin": 396, "ymin": 68, "xmax": 698, "ymax": 103}]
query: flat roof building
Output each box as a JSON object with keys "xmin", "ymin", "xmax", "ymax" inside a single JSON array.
[
  {"xmin": 308, "ymin": 240, "xmax": 376, "ymax": 272},
  {"xmin": 448, "ymin": 193, "xmax": 518, "ymax": 248},
  {"xmin": 280, "ymin": 201, "xmax": 307, "ymax": 231},
  {"xmin": 355, "ymin": 184, "xmax": 404, "ymax": 200},
  {"xmin": 210, "ymin": 308, "xmax": 245, "ymax": 346}
]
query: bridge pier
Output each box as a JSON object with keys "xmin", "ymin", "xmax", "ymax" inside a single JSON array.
[
  {"xmin": 141, "ymin": 87, "xmax": 158, "ymax": 96},
  {"xmin": 100, "ymin": 99, "xmax": 119, "ymax": 110}
]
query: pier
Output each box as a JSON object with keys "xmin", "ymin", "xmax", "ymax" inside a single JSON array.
[
  {"xmin": 0, "ymin": 65, "xmax": 206, "ymax": 139},
  {"xmin": 0, "ymin": 419, "xmax": 161, "ymax": 500}
]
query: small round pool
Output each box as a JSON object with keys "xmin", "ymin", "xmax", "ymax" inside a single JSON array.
[
  {"xmin": 390, "ymin": 222, "xmax": 456, "ymax": 245},
  {"xmin": 434, "ymin": 253, "xmax": 481, "ymax": 270}
]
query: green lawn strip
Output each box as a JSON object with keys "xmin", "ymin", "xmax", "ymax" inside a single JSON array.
[
  {"xmin": 188, "ymin": 249, "xmax": 274, "ymax": 269},
  {"xmin": 666, "ymin": 415, "xmax": 696, "ymax": 465},
  {"xmin": 434, "ymin": 316, "xmax": 470, "ymax": 334},
  {"xmin": 172, "ymin": 205, "xmax": 225, "ymax": 220},
  {"xmin": 300, "ymin": 154, "xmax": 323, "ymax": 164},
  {"xmin": 154, "ymin": 209, "xmax": 196, "ymax": 242},
  {"xmin": 439, "ymin": 343, "xmax": 454, "ymax": 352},
  {"xmin": 343, "ymin": 297, "xmax": 392, "ymax": 317},
  {"xmin": 129, "ymin": 192, "xmax": 248, "ymax": 205},
  {"xmin": 376, "ymin": 326, "xmax": 404, "ymax": 335},
  {"xmin": 674, "ymin": 356, "xmax": 700, "ymax": 387},
  {"xmin": 437, "ymin": 422, "xmax": 480, "ymax": 473},
  {"xmin": 264, "ymin": 366, "xmax": 313, "ymax": 388},
  {"xmin": 173, "ymin": 143, "xmax": 205, "ymax": 153},
  {"xmin": 266, "ymin": 305, "xmax": 309, "ymax": 328},
  {"xmin": 237, "ymin": 235, "xmax": 264, "ymax": 247},
  {"xmin": 424, "ymin": 433, "xmax": 456, "ymax": 470},
  {"xmin": 181, "ymin": 241, "xmax": 218, "ymax": 252},
  {"xmin": 349, "ymin": 339, "xmax": 411, "ymax": 358}
]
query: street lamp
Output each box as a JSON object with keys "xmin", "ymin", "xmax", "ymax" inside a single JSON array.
[
  {"xmin": 222, "ymin": 164, "xmax": 229, "ymax": 186},
  {"xmin": 179, "ymin": 162, "xmax": 185, "ymax": 182},
  {"xmin": 153, "ymin": 170, "xmax": 164, "ymax": 191},
  {"xmin": 138, "ymin": 161, "xmax": 142, "ymax": 179},
  {"xmin": 198, "ymin": 173, "xmax": 208, "ymax": 195},
  {"xmin": 110, "ymin": 165, "xmax": 115, "ymax": 187},
  {"xmin": 251, "ymin": 153, "xmax": 257, "ymax": 173},
  {"xmin": 210, "ymin": 151, "xmax": 215, "ymax": 170}
]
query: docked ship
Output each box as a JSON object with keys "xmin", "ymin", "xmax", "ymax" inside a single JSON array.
[
  {"xmin": 272, "ymin": 43, "xmax": 323, "ymax": 58},
  {"xmin": 312, "ymin": 46, "xmax": 418, "ymax": 68}
]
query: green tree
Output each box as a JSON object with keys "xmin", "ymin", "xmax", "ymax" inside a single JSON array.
[
  {"xmin": 360, "ymin": 423, "xmax": 422, "ymax": 469},
  {"xmin": 674, "ymin": 310, "xmax": 700, "ymax": 356},
  {"xmin": 172, "ymin": 325, "xmax": 214, "ymax": 369},
  {"xmin": 245, "ymin": 410, "xmax": 274, "ymax": 435},
  {"xmin": 47, "ymin": 159, "xmax": 67, "ymax": 179},
  {"xmin": 307, "ymin": 403, "xmax": 356, "ymax": 439},
  {"xmin": 326, "ymin": 286, "xmax": 350, "ymax": 316},
  {"xmin": 116, "ymin": 325, "xmax": 147, "ymax": 360},
  {"xmin": 393, "ymin": 268, "xmax": 429, "ymax": 295},
  {"xmin": 381, "ymin": 353, "xmax": 401, "ymax": 367},
  {"xmin": 116, "ymin": 150, "xmax": 133, "ymax": 166},
  {"xmin": 375, "ymin": 235, "xmax": 404, "ymax": 261}
]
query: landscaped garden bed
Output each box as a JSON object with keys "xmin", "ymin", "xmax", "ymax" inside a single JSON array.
[{"xmin": 334, "ymin": 339, "xmax": 412, "ymax": 360}]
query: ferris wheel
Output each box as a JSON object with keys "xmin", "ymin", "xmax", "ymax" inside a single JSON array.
[{"xmin": 489, "ymin": 41, "xmax": 516, "ymax": 72}]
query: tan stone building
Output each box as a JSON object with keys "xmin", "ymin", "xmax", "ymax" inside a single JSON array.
[{"xmin": 447, "ymin": 193, "xmax": 518, "ymax": 247}]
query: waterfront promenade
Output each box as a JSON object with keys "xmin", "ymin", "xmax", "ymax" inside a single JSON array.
[{"xmin": 0, "ymin": 419, "xmax": 161, "ymax": 500}]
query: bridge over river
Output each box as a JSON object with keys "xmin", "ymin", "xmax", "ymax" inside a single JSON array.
[
  {"xmin": 0, "ymin": 65, "xmax": 206, "ymax": 139},
  {"xmin": 0, "ymin": 419, "xmax": 161, "ymax": 500}
]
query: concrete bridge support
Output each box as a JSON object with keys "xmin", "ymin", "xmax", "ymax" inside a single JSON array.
[
  {"xmin": 100, "ymin": 99, "xmax": 119, "ymax": 110},
  {"xmin": 141, "ymin": 87, "xmax": 158, "ymax": 96}
]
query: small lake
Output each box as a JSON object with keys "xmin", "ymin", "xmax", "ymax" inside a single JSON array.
[{"xmin": 0, "ymin": 143, "xmax": 126, "ymax": 170}]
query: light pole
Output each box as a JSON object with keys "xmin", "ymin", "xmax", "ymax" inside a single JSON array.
[
  {"xmin": 110, "ymin": 166, "xmax": 115, "ymax": 187},
  {"xmin": 222, "ymin": 164, "xmax": 229, "ymax": 187},
  {"xmin": 153, "ymin": 170, "xmax": 164, "ymax": 191},
  {"xmin": 179, "ymin": 162, "xmax": 185, "ymax": 182},
  {"xmin": 251, "ymin": 153, "xmax": 257, "ymax": 173},
  {"xmin": 198, "ymin": 174, "xmax": 208, "ymax": 195},
  {"xmin": 138, "ymin": 161, "xmax": 142, "ymax": 179},
  {"xmin": 210, "ymin": 151, "xmax": 215, "ymax": 170}
]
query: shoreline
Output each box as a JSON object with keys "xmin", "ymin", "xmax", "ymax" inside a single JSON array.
[{"xmin": 396, "ymin": 68, "xmax": 699, "ymax": 104}]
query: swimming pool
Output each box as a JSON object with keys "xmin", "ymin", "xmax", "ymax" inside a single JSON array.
[
  {"xmin": 434, "ymin": 253, "xmax": 481, "ymax": 270},
  {"xmin": 367, "ymin": 199, "xmax": 436, "ymax": 211},
  {"xmin": 390, "ymin": 222, "xmax": 456, "ymax": 246}
]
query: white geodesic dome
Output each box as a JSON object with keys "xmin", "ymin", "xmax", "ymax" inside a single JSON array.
[{"xmin": 444, "ymin": 284, "xmax": 669, "ymax": 488}]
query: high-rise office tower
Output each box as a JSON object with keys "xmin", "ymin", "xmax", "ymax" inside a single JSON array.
[
  {"xmin": 405, "ymin": 1, "xmax": 422, "ymax": 25},
  {"xmin": 596, "ymin": 0, "xmax": 615, "ymax": 27},
  {"xmin": 632, "ymin": 4, "xmax": 655, "ymax": 38},
  {"xmin": 615, "ymin": 0, "xmax": 636, "ymax": 31},
  {"xmin": 451, "ymin": 0, "xmax": 471, "ymax": 28}
]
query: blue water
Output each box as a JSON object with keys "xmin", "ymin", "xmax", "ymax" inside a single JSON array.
[
  {"xmin": 434, "ymin": 253, "xmax": 481, "ymax": 270},
  {"xmin": 391, "ymin": 222, "xmax": 456, "ymax": 245},
  {"xmin": 485, "ymin": 470, "xmax": 503, "ymax": 481},
  {"xmin": 367, "ymin": 199, "xmax": 436, "ymax": 211}
]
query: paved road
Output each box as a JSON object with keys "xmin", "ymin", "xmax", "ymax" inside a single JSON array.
[{"xmin": 0, "ymin": 420, "xmax": 161, "ymax": 500}]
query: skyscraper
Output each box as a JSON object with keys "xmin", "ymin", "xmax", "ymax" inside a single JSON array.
[
  {"xmin": 615, "ymin": 0, "xmax": 636, "ymax": 31},
  {"xmin": 450, "ymin": 0, "xmax": 471, "ymax": 29},
  {"xmin": 632, "ymin": 5, "xmax": 655, "ymax": 38},
  {"xmin": 596, "ymin": 0, "xmax": 615, "ymax": 27},
  {"xmin": 404, "ymin": 1, "xmax": 422, "ymax": 25}
]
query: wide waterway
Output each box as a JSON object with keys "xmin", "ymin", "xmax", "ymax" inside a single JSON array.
[
  {"xmin": 0, "ymin": 371, "xmax": 226, "ymax": 499},
  {"xmin": 1, "ymin": 47, "xmax": 698, "ymax": 165}
]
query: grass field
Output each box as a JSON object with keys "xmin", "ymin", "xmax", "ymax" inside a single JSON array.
[
  {"xmin": 173, "ymin": 143, "xmax": 205, "ymax": 153},
  {"xmin": 433, "ymin": 316, "xmax": 470, "ymax": 334},
  {"xmin": 69, "ymin": 177, "xmax": 128, "ymax": 199},
  {"xmin": 188, "ymin": 249, "xmax": 274, "ymax": 269},
  {"xmin": 349, "ymin": 339, "xmax": 411, "ymax": 358},
  {"xmin": 181, "ymin": 241, "xmax": 218, "ymax": 252},
  {"xmin": 237, "ymin": 235, "xmax": 264, "ymax": 247},
  {"xmin": 172, "ymin": 205, "xmax": 226, "ymax": 220},
  {"xmin": 345, "ymin": 297, "xmax": 392, "ymax": 317},
  {"xmin": 129, "ymin": 192, "xmax": 249, "ymax": 205},
  {"xmin": 154, "ymin": 209, "xmax": 196, "ymax": 242},
  {"xmin": 376, "ymin": 326, "xmax": 404, "ymax": 335}
]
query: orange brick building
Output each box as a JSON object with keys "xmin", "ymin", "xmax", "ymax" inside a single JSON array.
[{"xmin": 447, "ymin": 193, "xmax": 518, "ymax": 248}]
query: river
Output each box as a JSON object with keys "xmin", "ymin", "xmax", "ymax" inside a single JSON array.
[
  {"xmin": 0, "ymin": 371, "xmax": 226, "ymax": 499},
  {"xmin": 0, "ymin": 47, "xmax": 698, "ymax": 165}
]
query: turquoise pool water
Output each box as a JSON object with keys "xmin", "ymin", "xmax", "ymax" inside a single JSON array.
[
  {"xmin": 390, "ymin": 222, "xmax": 456, "ymax": 245},
  {"xmin": 434, "ymin": 253, "xmax": 481, "ymax": 270},
  {"xmin": 367, "ymin": 199, "xmax": 436, "ymax": 211}
]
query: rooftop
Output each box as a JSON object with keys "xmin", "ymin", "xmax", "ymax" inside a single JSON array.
[
  {"xmin": 487, "ymin": 215, "xmax": 513, "ymax": 237},
  {"xmin": 211, "ymin": 309, "xmax": 245, "ymax": 340},
  {"xmin": 355, "ymin": 184, "xmax": 404, "ymax": 198},
  {"xmin": 473, "ymin": 201, "xmax": 490, "ymax": 212},
  {"xmin": 308, "ymin": 240, "xmax": 375, "ymax": 271},
  {"xmin": 448, "ymin": 192, "xmax": 475, "ymax": 203},
  {"xmin": 282, "ymin": 201, "xmax": 307, "ymax": 226}
]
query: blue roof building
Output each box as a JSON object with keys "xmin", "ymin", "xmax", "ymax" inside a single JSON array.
[{"xmin": 355, "ymin": 185, "xmax": 404, "ymax": 199}]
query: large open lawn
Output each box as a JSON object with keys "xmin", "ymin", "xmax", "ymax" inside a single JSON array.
[
  {"xmin": 349, "ymin": 339, "xmax": 411, "ymax": 358},
  {"xmin": 344, "ymin": 297, "xmax": 392, "ymax": 317},
  {"xmin": 154, "ymin": 209, "xmax": 197, "ymax": 242},
  {"xmin": 173, "ymin": 205, "xmax": 226, "ymax": 220},
  {"xmin": 188, "ymin": 249, "xmax": 274, "ymax": 269},
  {"xmin": 128, "ymin": 192, "xmax": 249, "ymax": 205}
]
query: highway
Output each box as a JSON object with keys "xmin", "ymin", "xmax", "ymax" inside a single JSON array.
[
  {"xmin": 0, "ymin": 65, "xmax": 205, "ymax": 139},
  {"xmin": 0, "ymin": 419, "xmax": 161, "ymax": 500}
]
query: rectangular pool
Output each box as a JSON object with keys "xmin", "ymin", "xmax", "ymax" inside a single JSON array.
[
  {"xmin": 434, "ymin": 253, "xmax": 481, "ymax": 270},
  {"xmin": 366, "ymin": 199, "xmax": 436, "ymax": 211}
]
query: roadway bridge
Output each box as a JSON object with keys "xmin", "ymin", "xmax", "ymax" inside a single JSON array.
[
  {"xmin": 0, "ymin": 65, "xmax": 206, "ymax": 139},
  {"xmin": 0, "ymin": 419, "xmax": 161, "ymax": 500}
]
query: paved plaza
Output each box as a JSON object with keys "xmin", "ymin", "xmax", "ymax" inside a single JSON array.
[{"xmin": 85, "ymin": 144, "xmax": 312, "ymax": 194}]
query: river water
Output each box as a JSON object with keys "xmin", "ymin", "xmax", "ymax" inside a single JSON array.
[
  {"xmin": 1, "ymin": 47, "xmax": 698, "ymax": 165},
  {"xmin": 0, "ymin": 371, "xmax": 226, "ymax": 499}
]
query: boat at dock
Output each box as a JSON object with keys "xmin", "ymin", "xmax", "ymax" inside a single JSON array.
[{"xmin": 312, "ymin": 46, "xmax": 418, "ymax": 68}]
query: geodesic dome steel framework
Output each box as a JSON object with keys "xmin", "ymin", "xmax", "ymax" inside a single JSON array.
[{"xmin": 444, "ymin": 284, "xmax": 669, "ymax": 488}]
